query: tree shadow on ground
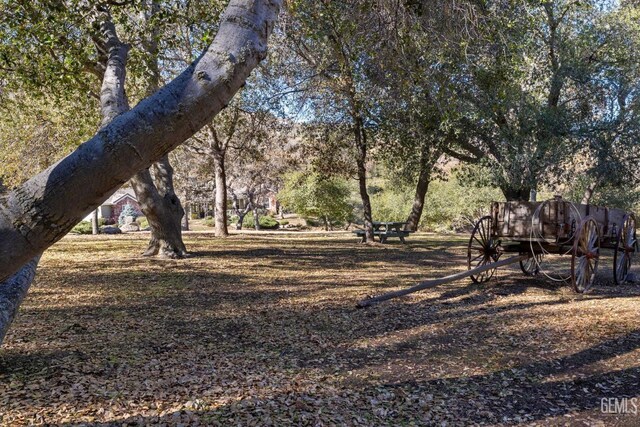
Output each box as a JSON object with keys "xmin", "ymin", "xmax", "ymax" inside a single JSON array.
[
  {"xmin": 3, "ymin": 234, "xmax": 639, "ymax": 425},
  {"xmin": 72, "ymin": 329, "xmax": 640, "ymax": 426}
]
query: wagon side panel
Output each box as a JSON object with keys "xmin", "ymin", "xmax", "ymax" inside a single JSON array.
[{"xmin": 494, "ymin": 201, "xmax": 541, "ymax": 239}]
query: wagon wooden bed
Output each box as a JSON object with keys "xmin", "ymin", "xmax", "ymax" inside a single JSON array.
[{"xmin": 357, "ymin": 196, "xmax": 637, "ymax": 307}]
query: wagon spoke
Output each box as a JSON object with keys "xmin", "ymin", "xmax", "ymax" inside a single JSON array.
[
  {"xmin": 479, "ymin": 219, "xmax": 488, "ymax": 242},
  {"xmin": 588, "ymin": 226, "xmax": 598, "ymax": 248},
  {"xmin": 468, "ymin": 216, "xmax": 498, "ymax": 284},
  {"xmin": 471, "ymin": 253, "xmax": 484, "ymax": 263}
]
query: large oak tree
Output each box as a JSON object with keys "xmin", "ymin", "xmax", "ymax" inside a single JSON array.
[{"xmin": 0, "ymin": 0, "xmax": 282, "ymax": 345}]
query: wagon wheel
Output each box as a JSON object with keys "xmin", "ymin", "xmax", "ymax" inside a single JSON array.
[
  {"xmin": 468, "ymin": 216, "xmax": 501, "ymax": 283},
  {"xmin": 571, "ymin": 217, "xmax": 600, "ymax": 293},
  {"xmin": 613, "ymin": 214, "xmax": 637, "ymax": 285},
  {"xmin": 519, "ymin": 253, "xmax": 543, "ymax": 276}
]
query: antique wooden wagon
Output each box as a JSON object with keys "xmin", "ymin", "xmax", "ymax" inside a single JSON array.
[
  {"xmin": 467, "ymin": 196, "xmax": 637, "ymax": 293},
  {"xmin": 358, "ymin": 196, "xmax": 637, "ymax": 307}
]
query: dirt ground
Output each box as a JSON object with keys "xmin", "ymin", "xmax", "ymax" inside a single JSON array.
[{"xmin": 1, "ymin": 232, "xmax": 639, "ymax": 426}]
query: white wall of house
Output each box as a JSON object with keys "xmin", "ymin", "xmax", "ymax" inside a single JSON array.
[{"xmin": 83, "ymin": 205, "xmax": 113, "ymax": 222}]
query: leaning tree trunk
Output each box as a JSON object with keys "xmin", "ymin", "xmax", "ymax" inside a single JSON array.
[
  {"xmin": 581, "ymin": 179, "xmax": 600, "ymax": 205},
  {"xmin": 0, "ymin": 0, "xmax": 281, "ymax": 280},
  {"xmin": 405, "ymin": 146, "xmax": 437, "ymax": 232},
  {"xmin": 0, "ymin": 256, "xmax": 41, "ymax": 345},
  {"xmin": 213, "ymin": 152, "xmax": 229, "ymax": 237},
  {"xmin": 406, "ymin": 177, "xmax": 429, "ymax": 232}
]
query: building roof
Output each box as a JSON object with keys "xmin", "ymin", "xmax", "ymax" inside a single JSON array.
[{"xmin": 104, "ymin": 188, "xmax": 138, "ymax": 205}]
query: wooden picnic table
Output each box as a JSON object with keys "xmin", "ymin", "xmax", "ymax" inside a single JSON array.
[{"xmin": 353, "ymin": 221, "xmax": 412, "ymax": 243}]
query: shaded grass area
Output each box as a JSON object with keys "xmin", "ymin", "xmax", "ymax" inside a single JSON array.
[{"xmin": 1, "ymin": 233, "xmax": 639, "ymax": 426}]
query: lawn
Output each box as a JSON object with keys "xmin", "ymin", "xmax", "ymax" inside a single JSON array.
[{"xmin": 1, "ymin": 232, "xmax": 639, "ymax": 426}]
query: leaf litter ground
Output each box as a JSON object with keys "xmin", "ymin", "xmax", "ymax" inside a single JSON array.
[{"xmin": 1, "ymin": 232, "xmax": 639, "ymax": 426}]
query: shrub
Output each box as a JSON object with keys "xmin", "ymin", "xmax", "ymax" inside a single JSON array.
[
  {"xmin": 278, "ymin": 171, "xmax": 353, "ymax": 228},
  {"xmin": 228, "ymin": 214, "xmax": 279, "ymax": 229},
  {"xmin": 371, "ymin": 172, "xmax": 503, "ymax": 232},
  {"xmin": 137, "ymin": 216, "xmax": 149, "ymax": 229},
  {"xmin": 71, "ymin": 221, "xmax": 93, "ymax": 234},
  {"xmin": 258, "ymin": 216, "xmax": 279, "ymax": 229}
]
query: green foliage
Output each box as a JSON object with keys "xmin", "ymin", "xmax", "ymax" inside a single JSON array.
[
  {"xmin": 0, "ymin": 95, "xmax": 98, "ymax": 187},
  {"xmin": 229, "ymin": 214, "xmax": 279, "ymax": 230},
  {"xmin": 565, "ymin": 176, "xmax": 640, "ymax": 212},
  {"xmin": 137, "ymin": 216, "xmax": 149, "ymax": 229},
  {"xmin": 278, "ymin": 171, "xmax": 353, "ymax": 227},
  {"xmin": 371, "ymin": 172, "xmax": 504, "ymax": 232},
  {"xmin": 71, "ymin": 221, "xmax": 93, "ymax": 235}
]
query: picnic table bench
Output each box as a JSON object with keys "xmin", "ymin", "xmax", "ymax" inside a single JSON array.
[{"xmin": 353, "ymin": 221, "xmax": 413, "ymax": 243}]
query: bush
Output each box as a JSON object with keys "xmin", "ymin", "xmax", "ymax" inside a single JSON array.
[
  {"xmin": 71, "ymin": 221, "xmax": 93, "ymax": 234},
  {"xmin": 259, "ymin": 216, "xmax": 279, "ymax": 229},
  {"xmin": 228, "ymin": 214, "xmax": 279, "ymax": 229},
  {"xmin": 278, "ymin": 171, "xmax": 353, "ymax": 227},
  {"xmin": 204, "ymin": 217, "xmax": 215, "ymax": 227},
  {"xmin": 371, "ymin": 172, "xmax": 503, "ymax": 232},
  {"xmin": 190, "ymin": 212, "xmax": 199, "ymax": 220},
  {"xmin": 280, "ymin": 220, "xmax": 289, "ymax": 226},
  {"xmin": 137, "ymin": 216, "xmax": 149, "ymax": 229}
]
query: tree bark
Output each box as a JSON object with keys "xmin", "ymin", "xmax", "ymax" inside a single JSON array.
[
  {"xmin": 406, "ymin": 175, "xmax": 430, "ymax": 232},
  {"xmin": 181, "ymin": 197, "xmax": 190, "ymax": 231},
  {"xmin": 581, "ymin": 180, "xmax": 600, "ymax": 205},
  {"xmin": 131, "ymin": 157, "xmax": 187, "ymax": 258},
  {"xmin": 129, "ymin": 0, "xmax": 188, "ymax": 257},
  {"xmin": 131, "ymin": 160, "xmax": 187, "ymax": 256},
  {"xmin": 502, "ymin": 187, "xmax": 531, "ymax": 201},
  {"xmin": 0, "ymin": 256, "xmax": 41, "ymax": 345},
  {"xmin": 92, "ymin": 209, "xmax": 99, "ymax": 234},
  {"xmin": 354, "ymin": 117, "xmax": 374, "ymax": 242},
  {"xmin": 0, "ymin": 0, "xmax": 282, "ymax": 282},
  {"xmin": 213, "ymin": 151, "xmax": 229, "ymax": 237},
  {"xmin": 405, "ymin": 145, "xmax": 437, "ymax": 232},
  {"xmin": 249, "ymin": 192, "xmax": 261, "ymax": 230},
  {"xmin": 96, "ymin": 9, "xmax": 188, "ymax": 258},
  {"xmin": 231, "ymin": 191, "xmax": 251, "ymax": 230}
]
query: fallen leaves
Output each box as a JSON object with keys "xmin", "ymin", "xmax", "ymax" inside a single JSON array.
[{"xmin": 0, "ymin": 233, "xmax": 638, "ymax": 425}]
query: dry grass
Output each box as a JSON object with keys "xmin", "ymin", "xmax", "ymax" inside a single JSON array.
[{"xmin": 1, "ymin": 232, "xmax": 639, "ymax": 426}]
